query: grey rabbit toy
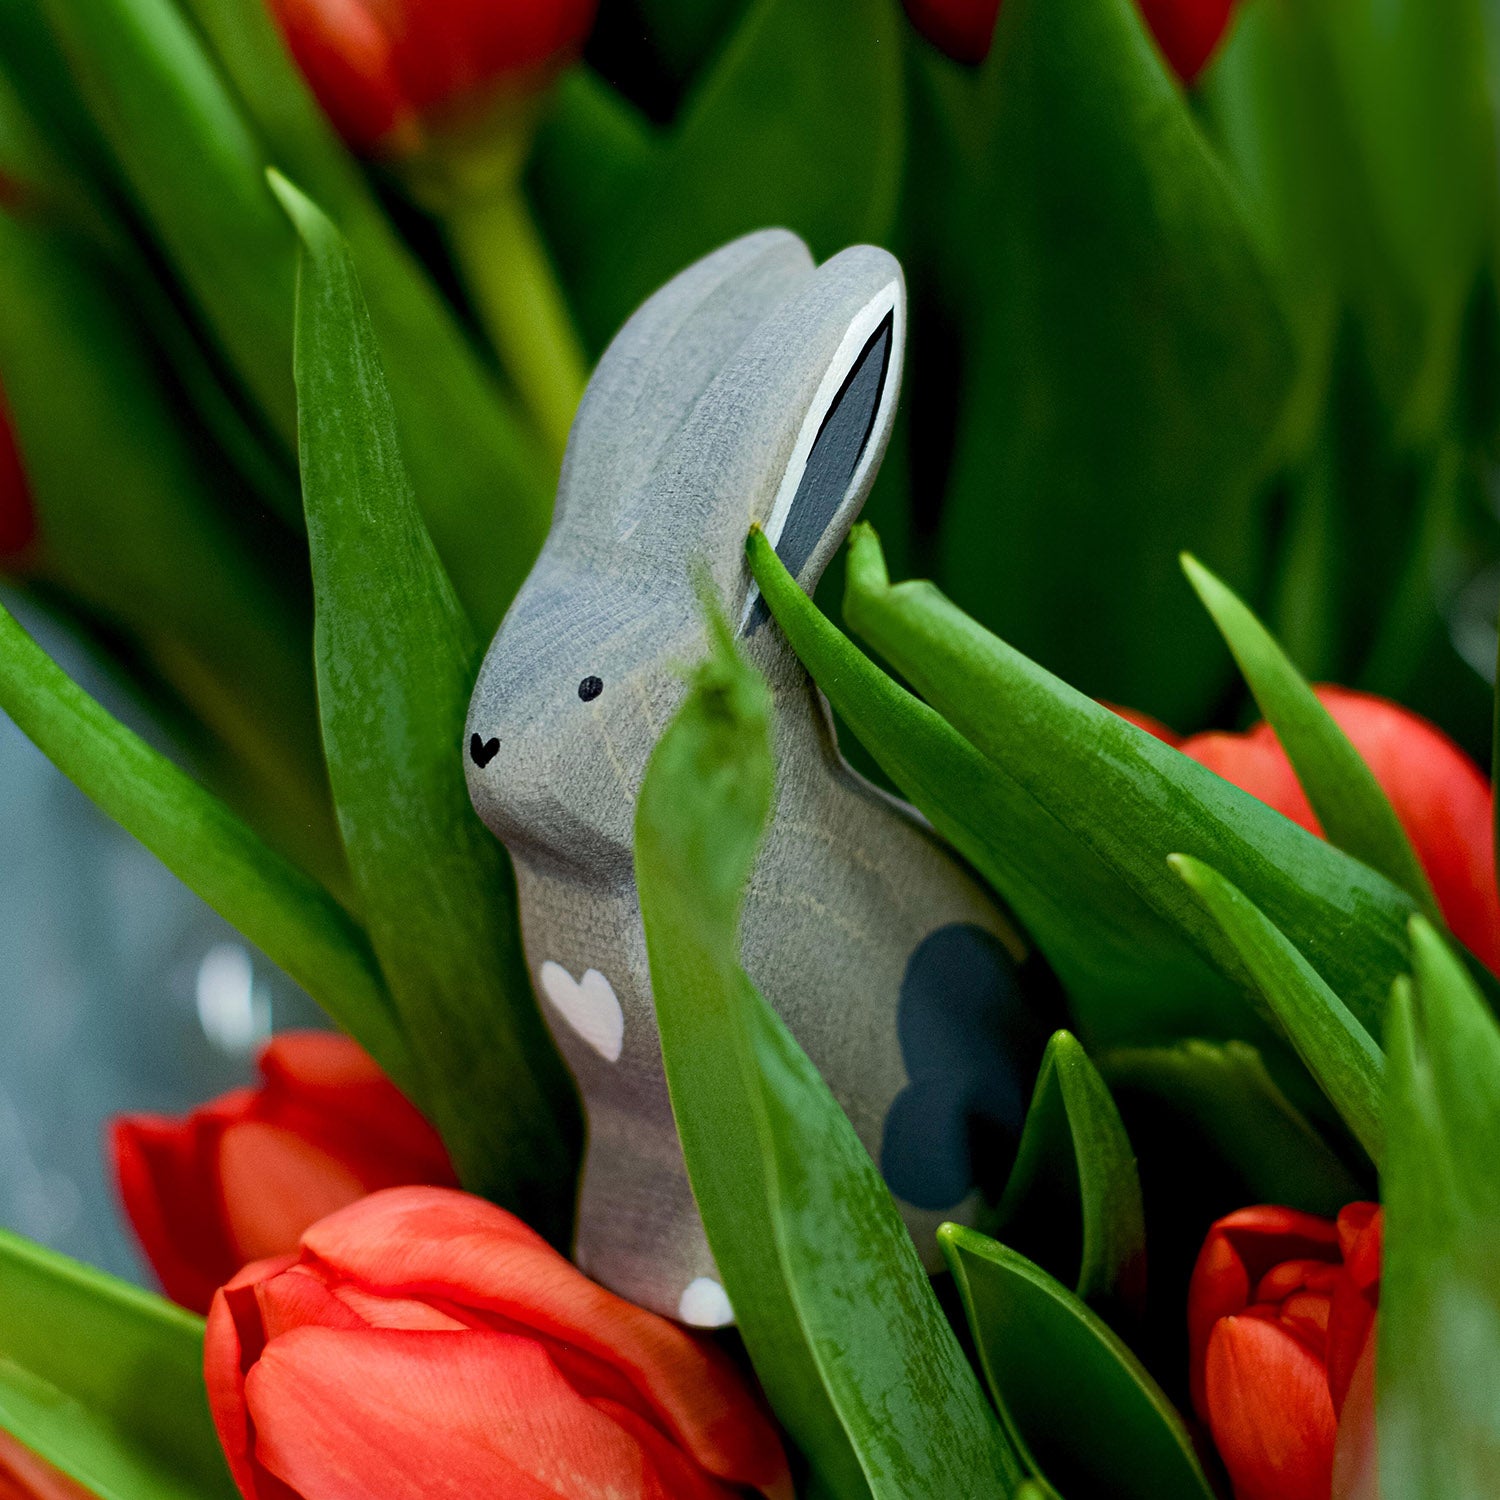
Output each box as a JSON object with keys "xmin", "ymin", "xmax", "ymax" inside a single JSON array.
[{"xmin": 466, "ymin": 229, "xmax": 1038, "ymax": 1325}]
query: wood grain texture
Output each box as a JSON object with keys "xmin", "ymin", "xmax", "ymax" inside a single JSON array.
[{"xmin": 467, "ymin": 231, "xmax": 1028, "ymax": 1320}]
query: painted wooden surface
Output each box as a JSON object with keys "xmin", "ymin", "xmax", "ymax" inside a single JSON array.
[{"xmin": 467, "ymin": 232, "xmax": 1033, "ymax": 1323}]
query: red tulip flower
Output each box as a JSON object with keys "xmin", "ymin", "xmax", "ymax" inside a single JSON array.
[
  {"xmin": 0, "ymin": 381, "xmax": 36, "ymax": 559},
  {"xmin": 206, "ymin": 1186, "xmax": 791, "ymax": 1500},
  {"xmin": 112, "ymin": 1032, "xmax": 457, "ymax": 1314},
  {"xmin": 0, "ymin": 1429, "xmax": 97, "ymax": 1500},
  {"xmin": 901, "ymin": 0, "xmax": 1236, "ymax": 81},
  {"xmin": 1188, "ymin": 1203, "xmax": 1382, "ymax": 1500},
  {"xmin": 267, "ymin": 0, "xmax": 598, "ymax": 156},
  {"xmin": 1118, "ymin": 686, "xmax": 1500, "ymax": 974}
]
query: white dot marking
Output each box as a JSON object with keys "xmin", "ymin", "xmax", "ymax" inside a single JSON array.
[{"xmin": 678, "ymin": 1277, "xmax": 734, "ymax": 1328}]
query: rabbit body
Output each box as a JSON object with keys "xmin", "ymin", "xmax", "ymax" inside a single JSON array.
[{"xmin": 467, "ymin": 231, "xmax": 1029, "ymax": 1324}]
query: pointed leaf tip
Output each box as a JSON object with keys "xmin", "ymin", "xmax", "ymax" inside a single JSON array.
[{"xmin": 1180, "ymin": 553, "xmax": 1438, "ymax": 920}]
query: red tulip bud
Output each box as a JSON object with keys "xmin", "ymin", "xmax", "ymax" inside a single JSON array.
[
  {"xmin": 1161, "ymin": 687, "xmax": 1500, "ymax": 974},
  {"xmin": 205, "ymin": 1187, "xmax": 791, "ymax": 1500},
  {"xmin": 1189, "ymin": 1203, "xmax": 1382, "ymax": 1500},
  {"xmin": 901, "ymin": 0, "xmax": 1236, "ymax": 82},
  {"xmin": 111, "ymin": 1032, "xmax": 457, "ymax": 1314},
  {"xmin": 0, "ymin": 379, "xmax": 37, "ymax": 559},
  {"xmin": 266, "ymin": 0, "xmax": 598, "ymax": 157}
]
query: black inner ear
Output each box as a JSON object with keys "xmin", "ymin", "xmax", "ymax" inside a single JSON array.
[{"xmin": 773, "ymin": 311, "xmax": 894, "ymax": 584}]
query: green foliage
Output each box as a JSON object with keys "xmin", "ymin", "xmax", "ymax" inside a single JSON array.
[
  {"xmin": 1379, "ymin": 919, "xmax": 1500, "ymax": 1496},
  {"xmin": 274, "ymin": 175, "xmax": 578, "ymax": 1241},
  {"xmin": 927, "ymin": 0, "xmax": 1294, "ymax": 724},
  {"xmin": 749, "ymin": 523, "xmax": 1427, "ymax": 1047},
  {"xmin": 0, "ymin": 1230, "xmax": 235, "ymax": 1500},
  {"xmin": 561, "ymin": 0, "xmax": 906, "ymax": 349},
  {"xmin": 942, "ymin": 1227, "xmax": 1216, "ymax": 1500},
  {"xmin": 0, "ymin": 208, "xmax": 335, "ymax": 876},
  {"xmin": 1173, "ymin": 854, "xmax": 1385, "ymax": 1162},
  {"xmin": 175, "ymin": 0, "xmax": 554, "ymax": 623},
  {"xmin": 40, "ymin": 0, "xmax": 550, "ymax": 627},
  {"xmin": 0, "ymin": 597, "xmax": 412, "ymax": 1093},
  {"xmin": 1181, "ymin": 552, "xmax": 1437, "ymax": 916},
  {"xmin": 1101, "ymin": 1039, "xmax": 1363, "ymax": 1216},
  {"xmin": 992, "ymin": 1031, "xmax": 1146, "ymax": 1322},
  {"xmin": 635, "ymin": 602, "xmax": 1023, "ymax": 1499}
]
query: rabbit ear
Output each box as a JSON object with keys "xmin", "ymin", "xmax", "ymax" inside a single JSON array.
[
  {"xmin": 555, "ymin": 231, "xmax": 814, "ymax": 548},
  {"xmin": 743, "ymin": 273, "xmax": 903, "ymax": 630}
]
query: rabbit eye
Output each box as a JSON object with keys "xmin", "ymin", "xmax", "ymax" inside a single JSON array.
[{"xmin": 578, "ymin": 676, "xmax": 604, "ymax": 703}]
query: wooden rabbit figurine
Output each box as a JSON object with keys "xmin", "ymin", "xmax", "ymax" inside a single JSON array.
[{"xmin": 466, "ymin": 230, "xmax": 1035, "ymax": 1325}]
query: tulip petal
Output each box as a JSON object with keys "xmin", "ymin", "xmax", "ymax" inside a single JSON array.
[
  {"xmin": 298, "ymin": 1189, "xmax": 786, "ymax": 1490},
  {"xmin": 111, "ymin": 1113, "xmax": 243, "ymax": 1315},
  {"xmin": 256, "ymin": 1266, "xmax": 368, "ymax": 1341},
  {"xmin": 218, "ymin": 1123, "xmax": 369, "ymax": 1264},
  {"xmin": 205, "ymin": 1271, "xmax": 300, "ymax": 1500},
  {"xmin": 1187, "ymin": 1206, "xmax": 1339, "ymax": 1418},
  {"xmin": 1204, "ymin": 1316, "xmax": 1337, "ymax": 1500},
  {"xmin": 1317, "ymin": 689, "xmax": 1499, "ymax": 973},
  {"xmin": 0, "ymin": 1429, "xmax": 98, "ymax": 1500},
  {"xmin": 1180, "ymin": 728, "xmax": 1319, "ymax": 837},
  {"xmin": 244, "ymin": 1327, "xmax": 735, "ymax": 1500},
  {"xmin": 255, "ymin": 1034, "xmax": 457, "ymax": 1189}
]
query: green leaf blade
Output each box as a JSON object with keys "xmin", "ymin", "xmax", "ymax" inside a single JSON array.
[
  {"xmin": 835, "ymin": 525, "xmax": 1425, "ymax": 1039},
  {"xmin": 273, "ymin": 173, "xmax": 578, "ymax": 1240},
  {"xmin": 635, "ymin": 603, "xmax": 1023, "ymax": 1499},
  {"xmin": 0, "ymin": 598, "xmax": 410, "ymax": 1090},
  {"xmin": 1171, "ymin": 853, "xmax": 1385, "ymax": 1162},
  {"xmin": 1379, "ymin": 918, "xmax": 1500, "ymax": 1497},
  {"xmin": 745, "ymin": 524, "xmax": 1232, "ymax": 1046},
  {"xmin": 931, "ymin": 0, "xmax": 1294, "ymax": 724},
  {"xmin": 1100, "ymin": 1038, "xmax": 1364, "ymax": 1217},
  {"xmin": 996, "ymin": 1031, "xmax": 1146, "ymax": 1320},
  {"xmin": 941, "ymin": 1228, "xmax": 1215, "ymax": 1500},
  {"xmin": 571, "ymin": 0, "xmax": 906, "ymax": 348},
  {"xmin": 1180, "ymin": 552, "xmax": 1438, "ymax": 919},
  {"xmin": 0, "ymin": 1230, "xmax": 235, "ymax": 1500},
  {"xmin": 176, "ymin": 0, "xmax": 556, "ymax": 623}
]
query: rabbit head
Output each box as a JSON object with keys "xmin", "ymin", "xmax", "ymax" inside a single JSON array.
[{"xmin": 466, "ymin": 229, "xmax": 905, "ymax": 878}]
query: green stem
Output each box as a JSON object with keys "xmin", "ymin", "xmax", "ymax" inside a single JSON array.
[{"xmin": 446, "ymin": 186, "xmax": 588, "ymax": 464}]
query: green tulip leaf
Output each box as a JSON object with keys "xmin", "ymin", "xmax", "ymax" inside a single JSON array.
[
  {"xmin": 569, "ymin": 0, "xmax": 905, "ymax": 349},
  {"xmin": 46, "ymin": 0, "xmax": 551, "ymax": 626},
  {"xmin": 0, "ymin": 596, "xmax": 413, "ymax": 1093},
  {"xmin": 1310, "ymin": 0, "xmax": 1495, "ymax": 442},
  {"xmin": 1197, "ymin": 0, "xmax": 1340, "ymax": 462},
  {"xmin": 0, "ymin": 210, "xmax": 337, "ymax": 880},
  {"xmin": 1171, "ymin": 853, "xmax": 1384, "ymax": 1163},
  {"xmin": 832, "ymin": 524, "xmax": 1432, "ymax": 1040},
  {"xmin": 636, "ymin": 599, "xmax": 1024, "ymax": 1500},
  {"xmin": 0, "ymin": 1229, "xmax": 235, "ymax": 1500},
  {"xmin": 993, "ymin": 1031, "xmax": 1146, "ymax": 1323},
  {"xmin": 530, "ymin": 68, "xmax": 660, "ymax": 314},
  {"xmin": 745, "ymin": 524, "xmax": 1230, "ymax": 1045},
  {"xmin": 636, "ymin": 0, "xmax": 750, "ymax": 80},
  {"xmin": 273, "ymin": 173, "xmax": 578, "ymax": 1239},
  {"xmin": 941, "ymin": 1226, "xmax": 1216, "ymax": 1500},
  {"xmin": 178, "ymin": 0, "xmax": 555, "ymax": 623},
  {"xmin": 1379, "ymin": 917, "xmax": 1500, "ymax": 1494},
  {"xmin": 40, "ymin": 0, "xmax": 299, "ymax": 449},
  {"xmin": 1100, "ymin": 1039, "xmax": 1364, "ymax": 1217},
  {"xmin": 929, "ymin": 0, "xmax": 1294, "ymax": 724},
  {"xmin": 1181, "ymin": 552, "xmax": 1439, "ymax": 919}
]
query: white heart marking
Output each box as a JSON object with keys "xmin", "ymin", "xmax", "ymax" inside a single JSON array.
[
  {"xmin": 538, "ymin": 961, "xmax": 624, "ymax": 1063},
  {"xmin": 677, "ymin": 1277, "xmax": 734, "ymax": 1328}
]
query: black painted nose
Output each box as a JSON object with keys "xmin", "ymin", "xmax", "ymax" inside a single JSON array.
[{"xmin": 469, "ymin": 732, "xmax": 500, "ymax": 768}]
